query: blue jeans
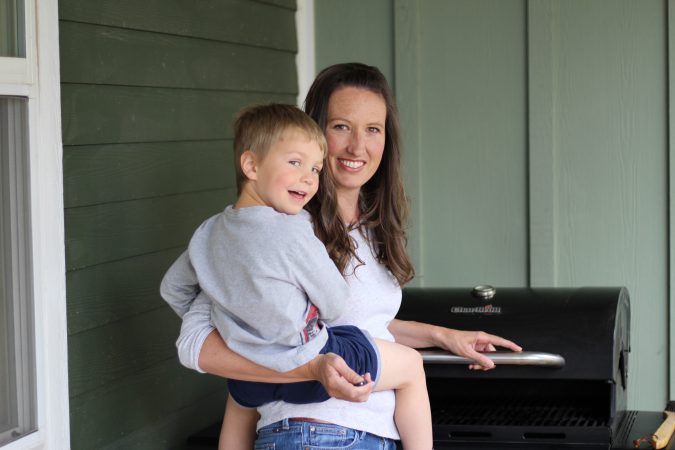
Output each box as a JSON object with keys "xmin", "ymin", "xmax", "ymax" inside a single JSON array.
[{"xmin": 254, "ymin": 419, "xmax": 398, "ymax": 449}]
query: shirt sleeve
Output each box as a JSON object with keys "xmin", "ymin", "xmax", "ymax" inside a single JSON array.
[
  {"xmin": 176, "ymin": 294, "xmax": 215, "ymax": 373},
  {"xmin": 289, "ymin": 224, "xmax": 351, "ymax": 323},
  {"xmin": 160, "ymin": 250, "xmax": 200, "ymax": 317}
]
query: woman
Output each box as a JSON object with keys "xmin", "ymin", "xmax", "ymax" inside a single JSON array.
[{"xmin": 176, "ymin": 63, "xmax": 521, "ymax": 449}]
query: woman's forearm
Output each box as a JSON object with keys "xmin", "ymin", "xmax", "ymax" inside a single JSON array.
[
  {"xmin": 388, "ymin": 318, "xmax": 443, "ymax": 348},
  {"xmin": 198, "ymin": 330, "xmax": 374, "ymax": 401},
  {"xmin": 198, "ymin": 330, "xmax": 314, "ymax": 383},
  {"xmin": 180, "ymin": 296, "xmax": 374, "ymax": 400}
]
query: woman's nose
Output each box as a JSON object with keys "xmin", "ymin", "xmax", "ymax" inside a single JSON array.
[{"xmin": 347, "ymin": 131, "xmax": 365, "ymax": 155}]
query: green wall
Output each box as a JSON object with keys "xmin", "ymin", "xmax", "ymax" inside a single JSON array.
[
  {"xmin": 59, "ymin": 0, "xmax": 298, "ymax": 447},
  {"xmin": 314, "ymin": 0, "xmax": 395, "ymax": 86},
  {"xmin": 316, "ymin": 0, "xmax": 672, "ymax": 410}
]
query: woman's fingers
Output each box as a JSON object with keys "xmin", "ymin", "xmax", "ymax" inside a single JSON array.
[
  {"xmin": 317, "ymin": 353, "xmax": 374, "ymax": 402},
  {"xmin": 481, "ymin": 333, "xmax": 522, "ymax": 352}
]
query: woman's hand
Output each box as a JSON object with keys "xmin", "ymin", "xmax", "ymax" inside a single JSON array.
[
  {"xmin": 432, "ymin": 328, "xmax": 522, "ymax": 370},
  {"xmin": 307, "ymin": 353, "xmax": 374, "ymax": 402},
  {"xmin": 388, "ymin": 319, "xmax": 522, "ymax": 371}
]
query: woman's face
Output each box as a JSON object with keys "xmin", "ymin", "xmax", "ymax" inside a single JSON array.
[{"xmin": 325, "ymin": 87, "xmax": 387, "ymax": 196}]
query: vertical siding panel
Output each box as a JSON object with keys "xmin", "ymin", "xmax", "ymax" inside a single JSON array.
[
  {"xmin": 314, "ymin": 0, "xmax": 394, "ymax": 82},
  {"xmin": 394, "ymin": 0, "xmax": 422, "ymax": 284},
  {"xmin": 553, "ymin": 0, "xmax": 667, "ymax": 409},
  {"xmin": 669, "ymin": 0, "xmax": 675, "ymax": 400},
  {"xmin": 417, "ymin": 0, "xmax": 528, "ymax": 287},
  {"xmin": 527, "ymin": 1, "xmax": 558, "ymax": 287}
]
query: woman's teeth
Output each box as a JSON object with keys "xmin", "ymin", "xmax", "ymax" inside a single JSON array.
[{"xmin": 339, "ymin": 159, "xmax": 365, "ymax": 169}]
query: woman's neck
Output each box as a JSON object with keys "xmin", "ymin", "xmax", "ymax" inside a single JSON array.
[{"xmin": 337, "ymin": 189, "xmax": 361, "ymax": 225}]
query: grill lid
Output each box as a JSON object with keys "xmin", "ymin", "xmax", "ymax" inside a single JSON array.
[{"xmin": 398, "ymin": 286, "xmax": 630, "ymax": 383}]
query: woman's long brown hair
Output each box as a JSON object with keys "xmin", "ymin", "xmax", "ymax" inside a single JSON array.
[{"xmin": 304, "ymin": 63, "xmax": 415, "ymax": 286}]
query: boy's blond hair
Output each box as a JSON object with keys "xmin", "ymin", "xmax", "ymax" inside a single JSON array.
[{"xmin": 233, "ymin": 103, "xmax": 328, "ymax": 194}]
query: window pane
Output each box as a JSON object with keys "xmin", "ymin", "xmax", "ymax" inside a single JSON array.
[
  {"xmin": 0, "ymin": 97, "xmax": 36, "ymax": 446},
  {"xmin": 0, "ymin": 0, "xmax": 25, "ymax": 57}
]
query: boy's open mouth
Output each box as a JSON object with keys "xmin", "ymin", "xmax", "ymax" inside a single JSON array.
[{"xmin": 288, "ymin": 190, "xmax": 307, "ymax": 200}]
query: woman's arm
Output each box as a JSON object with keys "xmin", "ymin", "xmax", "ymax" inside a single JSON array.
[
  {"xmin": 178, "ymin": 295, "xmax": 374, "ymax": 401},
  {"xmin": 388, "ymin": 318, "xmax": 522, "ymax": 370}
]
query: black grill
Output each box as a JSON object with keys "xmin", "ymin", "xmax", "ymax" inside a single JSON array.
[{"xmin": 397, "ymin": 286, "xmax": 639, "ymax": 449}]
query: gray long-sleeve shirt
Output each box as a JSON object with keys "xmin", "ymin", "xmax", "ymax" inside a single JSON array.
[
  {"xmin": 172, "ymin": 224, "xmax": 402, "ymax": 440},
  {"xmin": 160, "ymin": 205, "xmax": 350, "ymax": 372}
]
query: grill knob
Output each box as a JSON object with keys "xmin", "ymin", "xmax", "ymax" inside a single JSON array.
[{"xmin": 472, "ymin": 285, "xmax": 496, "ymax": 300}]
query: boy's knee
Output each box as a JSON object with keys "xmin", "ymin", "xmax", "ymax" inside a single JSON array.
[{"xmin": 401, "ymin": 346, "xmax": 424, "ymax": 368}]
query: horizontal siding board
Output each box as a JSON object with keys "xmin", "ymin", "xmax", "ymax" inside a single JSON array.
[
  {"xmin": 65, "ymin": 189, "xmax": 234, "ymax": 270},
  {"xmin": 68, "ymin": 307, "xmax": 182, "ymax": 396},
  {"xmin": 69, "ymin": 355, "xmax": 227, "ymax": 449},
  {"xmin": 61, "ymin": 84, "xmax": 295, "ymax": 145},
  {"xmin": 99, "ymin": 392, "xmax": 226, "ymax": 450},
  {"xmin": 66, "ymin": 248, "xmax": 184, "ymax": 334},
  {"xmin": 63, "ymin": 141, "xmax": 234, "ymax": 208},
  {"xmin": 59, "ymin": 21, "xmax": 297, "ymax": 92},
  {"xmin": 58, "ymin": 0, "xmax": 297, "ymax": 51},
  {"xmin": 255, "ymin": 0, "xmax": 296, "ymax": 10}
]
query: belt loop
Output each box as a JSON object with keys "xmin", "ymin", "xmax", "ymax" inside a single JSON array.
[{"xmin": 281, "ymin": 418, "xmax": 290, "ymax": 430}]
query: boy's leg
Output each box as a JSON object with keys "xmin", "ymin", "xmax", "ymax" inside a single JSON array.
[
  {"xmin": 373, "ymin": 338, "xmax": 432, "ymax": 450},
  {"xmin": 218, "ymin": 394, "xmax": 259, "ymax": 450}
]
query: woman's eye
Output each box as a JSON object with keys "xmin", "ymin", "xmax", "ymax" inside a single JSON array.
[
  {"xmin": 333, "ymin": 124, "xmax": 348, "ymax": 131},
  {"xmin": 368, "ymin": 127, "xmax": 381, "ymax": 134},
  {"xmin": 289, "ymin": 160, "xmax": 300, "ymax": 166}
]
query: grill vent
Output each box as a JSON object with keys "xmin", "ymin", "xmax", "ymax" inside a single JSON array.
[{"xmin": 433, "ymin": 400, "xmax": 609, "ymax": 428}]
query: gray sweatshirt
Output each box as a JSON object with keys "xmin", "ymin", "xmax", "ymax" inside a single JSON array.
[
  {"xmin": 160, "ymin": 205, "xmax": 350, "ymax": 372},
  {"xmin": 170, "ymin": 224, "xmax": 402, "ymax": 440}
]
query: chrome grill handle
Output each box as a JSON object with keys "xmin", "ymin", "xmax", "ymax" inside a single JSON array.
[{"xmin": 420, "ymin": 350, "xmax": 565, "ymax": 368}]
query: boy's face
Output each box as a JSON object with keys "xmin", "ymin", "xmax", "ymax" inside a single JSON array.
[{"xmin": 246, "ymin": 129, "xmax": 323, "ymax": 215}]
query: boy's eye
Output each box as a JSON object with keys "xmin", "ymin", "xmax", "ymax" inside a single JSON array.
[
  {"xmin": 312, "ymin": 167, "xmax": 322, "ymax": 174},
  {"xmin": 289, "ymin": 160, "xmax": 300, "ymax": 166}
]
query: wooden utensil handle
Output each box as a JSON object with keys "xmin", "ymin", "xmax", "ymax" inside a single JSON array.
[{"xmin": 652, "ymin": 412, "xmax": 675, "ymax": 449}]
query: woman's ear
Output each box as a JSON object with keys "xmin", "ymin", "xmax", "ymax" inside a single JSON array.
[{"xmin": 240, "ymin": 150, "xmax": 259, "ymax": 181}]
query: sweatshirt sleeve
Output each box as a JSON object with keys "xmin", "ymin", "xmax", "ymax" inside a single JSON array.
[
  {"xmin": 289, "ymin": 224, "xmax": 351, "ymax": 323},
  {"xmin": 160, "ymin": 250, "xmax": 200, "ymax": 317},
  {"xmin": 176, "ymin": 294, "xmax": 215, "ymax": 373}
]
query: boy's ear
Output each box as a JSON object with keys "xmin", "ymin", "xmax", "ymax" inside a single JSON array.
[{"xmin": 240, "ymin": 150, "xmax": 259, "ymax": 181}]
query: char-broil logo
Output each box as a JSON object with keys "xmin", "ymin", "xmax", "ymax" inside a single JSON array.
[{"xmin": 450, "ymin": 304, "xmax": 502, "ymax": 315}]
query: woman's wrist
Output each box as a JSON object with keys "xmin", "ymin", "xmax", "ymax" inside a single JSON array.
[{"xmin": 303, "ymin": 354, "xmax": 325, "ymax": 381}]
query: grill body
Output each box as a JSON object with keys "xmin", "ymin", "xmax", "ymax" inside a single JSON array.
[{"xmin": 397, "ymin": 287, "xmax": 631, "ymax": 449}]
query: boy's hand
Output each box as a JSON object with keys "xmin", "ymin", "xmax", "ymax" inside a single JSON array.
[{"xmin": 308, "ymin": 353, "xmax": 374, "ymax": 402}]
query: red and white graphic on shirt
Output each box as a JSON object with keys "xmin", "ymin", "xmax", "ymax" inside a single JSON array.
[{"xmin": 302, "ymin": 304, "xmax": 321, "ymax": 343}]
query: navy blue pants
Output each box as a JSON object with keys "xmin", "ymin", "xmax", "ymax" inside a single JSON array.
[{"xmin": 228, "ymin": 325, "xmax": 379, "ymax": 408}]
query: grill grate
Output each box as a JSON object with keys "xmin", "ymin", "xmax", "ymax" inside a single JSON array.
[{"xmin": 432, "ymin": 399, "xmax": 609, "ymax": 428}]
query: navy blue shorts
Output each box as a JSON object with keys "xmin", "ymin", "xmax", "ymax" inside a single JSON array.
[{"xmin": 227, "ymin": 325, "xmax": 380, "ymax": 408}]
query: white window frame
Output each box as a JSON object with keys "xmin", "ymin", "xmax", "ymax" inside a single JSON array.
[{"xmin": 0, "ymin": 0, "xmax": 69, "ymax": 449}]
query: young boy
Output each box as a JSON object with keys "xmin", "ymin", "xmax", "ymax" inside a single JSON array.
[{"xmin": 160, "ymin": 104, "xmax": 432, "ymax": 449}]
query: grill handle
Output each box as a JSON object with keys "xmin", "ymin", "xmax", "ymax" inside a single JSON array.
[{"xmin": 419, "ymin": 350, "xmax": 565, "ymax": 368}]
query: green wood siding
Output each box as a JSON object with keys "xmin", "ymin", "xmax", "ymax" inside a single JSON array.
[
  {"xmin": 314, "ymin": 0, "xmax": 394, "ymax": 84},
  {"xmin": 316, "ymin": 0, "xmax": 672, "ymax": 410},
  {"xmin": 59, "ymin": 0, "xmax": 298, "ymax": 447}
]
